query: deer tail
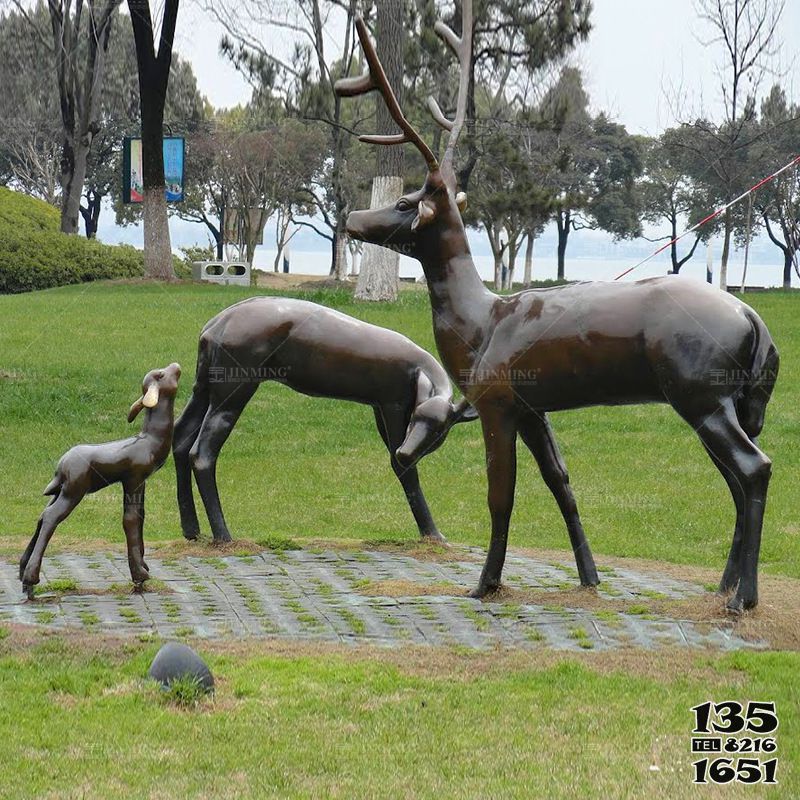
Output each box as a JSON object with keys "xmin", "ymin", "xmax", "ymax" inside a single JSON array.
[{"xmin": 737, "ymin": 309, "xmax": 779, "ymax": 440}]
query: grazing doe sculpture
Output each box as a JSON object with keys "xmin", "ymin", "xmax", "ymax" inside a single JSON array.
[
  {"xmin": 336, "ymin": 3, "xmax": 779, "ymax": 613},
  {"xmin": 20, "ymin": 364, "xmax": 182, "ymax": 598},
  {"xmin": 173, "ymin": 297, "xmax": 476, "ymax": 544}
]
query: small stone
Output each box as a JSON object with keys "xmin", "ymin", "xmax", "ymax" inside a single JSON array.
[{"xmin": 147, "ymin": 642, "xmax": 214, "ymax": 693}]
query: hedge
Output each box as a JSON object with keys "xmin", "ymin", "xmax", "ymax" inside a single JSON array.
[{"xmin": 0, "ymin": 187, "xmax": 147, "ymax": 294}]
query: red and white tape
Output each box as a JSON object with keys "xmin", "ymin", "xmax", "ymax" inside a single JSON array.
[{"xmin": 614, "ymin": 155, "xmax": 800, "ymax": 281}]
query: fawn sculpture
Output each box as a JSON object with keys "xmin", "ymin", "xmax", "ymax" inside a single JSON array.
[
  {"xmin": 173, "ymin": 297, "xmax": 476, "ymax": 544},
  {"xmin": 20, "ymin": 364, "xmax": 182, "ymax": 598},
  {"xmin": 336, "ymin": 3, "xmax": 779, "ymax": 612}
]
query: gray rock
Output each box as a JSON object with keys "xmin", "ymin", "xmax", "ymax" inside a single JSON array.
[{"xmin": 147, "ymin": 642, "xmax": 214, "ymax": 693}]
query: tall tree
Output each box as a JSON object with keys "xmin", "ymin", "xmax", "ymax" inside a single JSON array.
[
  {"xmin": 355, "ymin": 0, "xmax": 405, "ymax": 301},
  {"xmin": 0, "ymin": 4, "xmax": 62, "ymax": 204},
  {"xmin": 127, "ymin": 0, "xmax": 179, "ymax": 279},
  {"xmin": 10, "ymin": 0, "xmax": 121, "ymax": 233},
  {"xmin": 207, "ymin": 0, "xmax": 363, "ymax": 279},
  {"xmin": 458, "ymin": 0, "xmax": 592, "ymax": 191},
  {"xmin": 639, "ymin": 129, "xmax": 715, "ymax": 274},
  {"xmin": 688, "ymin": 0, "xmax": 786, "ymax": 289},
  {"xmin": 542, "ymin": 67, "xmax": 642, "ymax": 279},
  {"xmin": 749, "ymin": 85, "xmax": 800, "ymax": 288}
]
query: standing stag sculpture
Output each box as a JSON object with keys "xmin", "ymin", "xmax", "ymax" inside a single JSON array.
[
  {"xmin": 173, "ymin": 297, "xmax": 477, "ymax": 544},
  {"xmin": 20, "ymin": 364, "xmax": 182, "ymax": 598},
  {"xmin": 336, "ymin": 2, "xmax": 779, "ymax": 613}
]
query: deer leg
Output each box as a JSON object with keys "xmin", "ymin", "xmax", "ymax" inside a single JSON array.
[
  {"xmin": 700, "ymin": 441, "xmax": 745, "ymax": 594},
  {"xmin": 373, "ymin": 406, "xmax": 444, "ymax": 542},
  {"xmin": 21, "ymin": 491, "xmax": 82, "ymax": 598},
  {"xmin": 190, "ymin": 384, "xmax": 257, "ymax": 543},
  {"xmin": 519, "ymin": 414, "xmax": 600, "ymax": 587},
  {"xmin": 19, "ymin": 496, "xmax": 56, "ymax": 580},
  {"xmin": 122, "ymin": 480, "xmax": 149, "ymax": 589},
  {"xmin": 471, "ymin": 409, "xmax": 517, "ymax": 598},
  {"xmin": 692, "ymin": 402, "xmax": 771, "ymax": 613},
  {"xmin": 173, "ymin": 387, "xmax": 210, "ymax": 540}
]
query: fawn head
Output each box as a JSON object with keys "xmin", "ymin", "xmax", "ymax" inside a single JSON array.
[{"xmin": 128, "ymin": 363, "xmax": 182, "ymax": 422}]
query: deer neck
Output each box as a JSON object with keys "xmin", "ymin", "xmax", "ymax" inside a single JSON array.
[
  {"xmin": 419, "ymin": 224, "xmax": 496, "ymax": 385},
  {"xmin": 140, "ymin": 399, "xmax": 175, "ymax": 461}
]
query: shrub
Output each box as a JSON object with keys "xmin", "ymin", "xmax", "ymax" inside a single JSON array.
[{"xmin": 0, "ymin": 187, "xmax": 145, "ymax": 293}]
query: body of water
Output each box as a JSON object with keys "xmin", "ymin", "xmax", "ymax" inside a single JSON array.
[{"xmin": 251, "ymin": 248, "xmax": 793, "ymax": 289}]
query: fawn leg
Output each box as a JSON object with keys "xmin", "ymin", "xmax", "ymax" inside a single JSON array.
[
  {"xmin": 21, "ymin": 491, "xmax": 82, "ymax": 598},
  {"xmin": 19, "ymin": 496, "xmax": 55, "ymax": 580},
  {"xmin": 123, "ymin": 480, "xmax": 149, "ymax": 588}
]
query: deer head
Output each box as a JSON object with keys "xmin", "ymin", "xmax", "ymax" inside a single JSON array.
[
  {"xmin": 335, "ymin": 4, "xmax": 472, "ymax": 259},
  {"xmin": 128, "ymin": 363, "xmax": 182, "ymax": 423}
]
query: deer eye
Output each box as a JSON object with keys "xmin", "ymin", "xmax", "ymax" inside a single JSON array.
[{"xmin": 396, "ymin": 199, "xmax": 412, "ymax": 212}]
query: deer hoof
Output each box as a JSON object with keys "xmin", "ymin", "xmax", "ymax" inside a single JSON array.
[
  {"xmin": 727, "ymin": 589, "xmax": 757, "ymax": 614},
  {"xmin": 182, "ymin": 524, "xmax": 201, "ymax": 541},
  {"xmin": 421, "ymin": 531, "xmax": 447, "ymax": 545},
  {"xmin": 23, "ymin": 583, "xmax": 36, "ymax": 601},
  {"xmin": 468, "ymin": 581, "xmax": 500, "ymax": 600}
]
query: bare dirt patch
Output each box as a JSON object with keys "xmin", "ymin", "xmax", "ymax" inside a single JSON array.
[{"xmin": 0, "ymin": 622, "xmax": 756, "ymax": 687}]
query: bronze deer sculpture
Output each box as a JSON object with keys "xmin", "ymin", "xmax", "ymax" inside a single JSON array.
[
  {"xmin": 173, "ymin": 297, "xmax": 476, "ymax": 545},
  {"xmin": 20, "ymin": 364, "xmax": 182, "ymax": 598},
  {"xmin": 336, "ymin": 4, "xmax": 779, "ymax": 613}
]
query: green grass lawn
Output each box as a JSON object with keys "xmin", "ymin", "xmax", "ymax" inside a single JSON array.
[
  {"xmin": 1, "ymin": 281, "xmax": 799, "ymax": 799},
  {"xmin": 1, "ymin": 281, "xmax": 798, "ymax": 578},
  {"xmin": 0, "ymin": 630, "xmax": 796, "ymax": 799}
]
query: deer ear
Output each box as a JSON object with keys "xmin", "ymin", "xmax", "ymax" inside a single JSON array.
[
  {"xmin": 450, "ymin": 396, "xmax": 479, "ymax": 424},
  {"xmin": 127, "ymin": 397, "xmax": 145, "ymax": 423},
  {"xmin": 455, "ymin": 192, "xmax": 467, "ymax": 213},
  {"xmin": 142, "ymin": 382, "xmax": 159, "ymax": 408},
  {"xmin": 411, "ymin": 200, "xmax": 436, "ymax": 231},
  {"xmin": 415, "ymin": 370, "xmax": 434, "ymax": 406}
]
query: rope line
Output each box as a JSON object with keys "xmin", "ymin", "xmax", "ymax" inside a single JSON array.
[{"xmin": 613, "ymin": 155, "xmax": 800, "ymax": 281}]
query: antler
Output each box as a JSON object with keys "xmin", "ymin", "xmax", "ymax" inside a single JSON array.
[
  {"xmin": 335, "ymin": 17, "xmax": 439, "ymax": 170},
  {"xmin": 426, "ymin": 0, "xmax": 473, "ymax": 183}
]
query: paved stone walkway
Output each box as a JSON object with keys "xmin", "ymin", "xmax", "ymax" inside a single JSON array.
[{"xmin": 0, "ymin": 547, "xmax": 759, "ymax": 651}]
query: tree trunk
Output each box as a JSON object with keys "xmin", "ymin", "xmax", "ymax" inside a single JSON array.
[
  {"xmin": 355, "ymin": 0, "xmax": 403, "ymax": 301},
  {"xmin": 493, "ymin": 252, "xmax": 503, "ymax": 291},
  {"xmin": 79, "ymin": 189, "xmax": 102, "ymax": 239},
  {"xmin": 140, "ymin": 112, "xmax": 174, "ymax": 278},
  {"xmin": 332, "ymin": 226, "xmax": 348, "ymax": 280},
  {"xmin": 59, "ymin": 137, "xmax": 90, "ymax": 235},
  {"xmin": 504, "ymin": 238, "xmax": 519, "ymax": 291},
  {"xmin": 128, "ymin": 0, "xmax": 178, "ymax": 280},
  {"xmin": 719, "ymin": 208, "xmax": 732, "ymax": 291},
  {"xmin": 556, "ymin": 211, "xmax": 570, "ymax": 281},
  {"xmin": 355, "ymin": 176, "xmax": 403, "ymax": 300},
  {"xmin": 523, "ymin": 232, "xmax": 534, "ymax": 287},
  {"xmin": 784, "ymin": 252, "xmax": 793, "ymax": 290},
  {"xmin": 142, "ymin": 188, "xmax": 173, "ymax": 279}
]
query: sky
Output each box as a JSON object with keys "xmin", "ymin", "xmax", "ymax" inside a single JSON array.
[
  {"xmin": 176, "ymin": 0, "xmax": 800, "ymax": 136},
  {"xmin": 103, "ymin": 0, "xmax": 800, "ymax": 285}
]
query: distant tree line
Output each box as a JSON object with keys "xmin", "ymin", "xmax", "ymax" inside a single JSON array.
[{"xmin": 0, "ymin": 0, "xmax": 797, "ymax": 292}]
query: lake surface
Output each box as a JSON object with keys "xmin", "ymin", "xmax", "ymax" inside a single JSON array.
[{"xmin": 253, "ymin": 248, "xmax": 794, "ymax": 289}]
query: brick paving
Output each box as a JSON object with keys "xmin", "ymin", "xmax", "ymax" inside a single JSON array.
[{"xmin": 0, "ymin": 547, "xmax": 759, "ymax": 651}]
